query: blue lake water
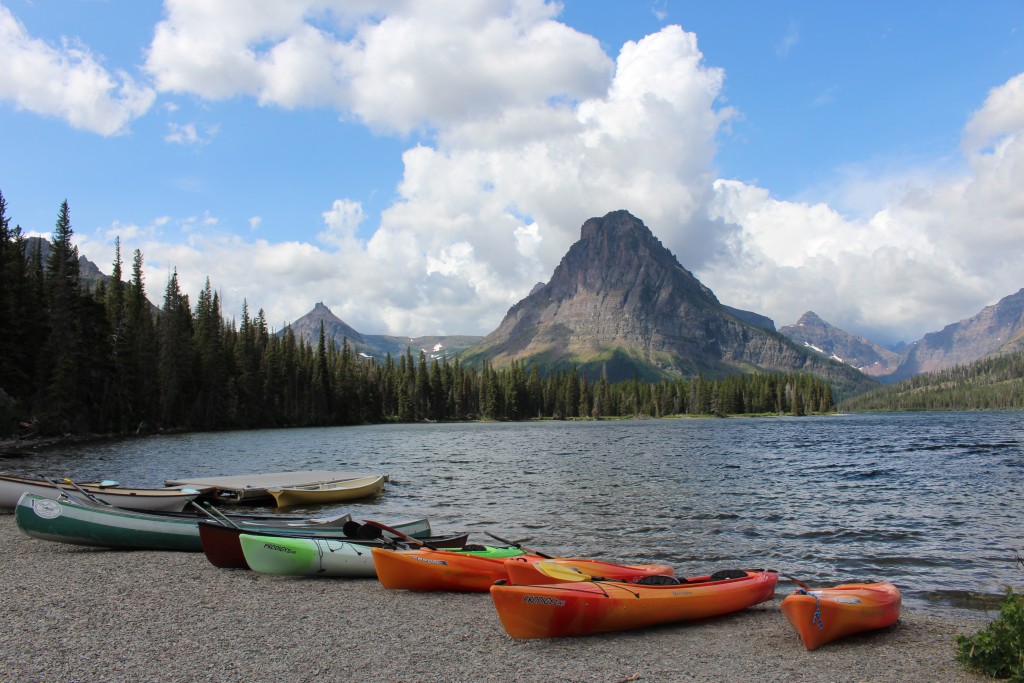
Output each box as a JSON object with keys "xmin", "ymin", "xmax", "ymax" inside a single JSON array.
[{"xmin": 4, "ymin": 411, "xmax": 1022, "ymax": 616}]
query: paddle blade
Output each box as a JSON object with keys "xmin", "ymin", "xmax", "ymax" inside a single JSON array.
[
  {"xmin": 782, "ymin": 573, "xmax": 811, "ymax": 590},
  {"xmin": 533, "ymin": 561, "xmax": 589, "ymax": 582}
]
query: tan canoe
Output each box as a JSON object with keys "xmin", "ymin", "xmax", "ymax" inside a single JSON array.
[{"xmin": 266, "ymin": 475, "xmax": 385, "ymax": 508}]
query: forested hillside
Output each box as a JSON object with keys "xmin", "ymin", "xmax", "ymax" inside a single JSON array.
[
  {"xmin": 839, "ymin": 351, "xmax": 1024, "ymax": 412},
  {"xmin": 0, "ymin": 193, "xmax": 834, "ymax": 438}
]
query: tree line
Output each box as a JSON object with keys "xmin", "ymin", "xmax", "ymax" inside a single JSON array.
[
  {"xmin": 839, "ymin": 350, "xmax": 1024, "ymax": 412},
  {"xmin": 0, "ymin": 192, "xmax": 834, "ymax": 438}
]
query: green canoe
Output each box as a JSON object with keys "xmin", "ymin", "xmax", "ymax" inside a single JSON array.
[{"xmin": 15, "ymin": 492, "xmax": 203, "ymax": 551}]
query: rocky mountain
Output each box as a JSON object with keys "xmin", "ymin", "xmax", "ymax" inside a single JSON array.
[
  {"xmin": 782, "ymin": 290, "xmax": 1024, "ymax": 382},
  {"xmin": 282, "ymin": 302, "xmax": 483, "ymax": 361},
  {"xmin": 461, "ymin": 210, "xmax": 876, "ymax": 396},
  {"xmin": 780, "ymin": 312, "xmax": 901, "ymax": 378},
  {"xmin": 26, "ymin": 236, "xmax": 111, "ymax": 292},
  {"xmin": 887, "ymin": 288, "xmax": 1024, "ymax": 381}
]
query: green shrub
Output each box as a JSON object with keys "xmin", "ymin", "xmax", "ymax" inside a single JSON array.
[{"xmin": 957, "ymin": 587, "xmax": 1024, "ymax": 680}]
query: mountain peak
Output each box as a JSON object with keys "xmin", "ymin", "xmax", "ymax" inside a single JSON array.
[
  {"xmin": 465, "ymin": 210, "xmax": 872, "ymax": 392},
  {"xmin": 779, "ymin": 312, "xmax": 900, "ymax": 377},
  {"xmin": 794, "ymin": 311, "xmax": 824, "ymax": 326},
  {"xmin": 538, "ymin": 210, "xmax": 719, "ymax": 311},
  {"xmin": 288, "ymin": 302, "xmax": 364, "ymax": 344}
]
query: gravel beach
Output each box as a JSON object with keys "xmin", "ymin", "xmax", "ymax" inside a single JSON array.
[{"xmin": 0, "ymin": 514, "xmax": 993, "ymax": 683}]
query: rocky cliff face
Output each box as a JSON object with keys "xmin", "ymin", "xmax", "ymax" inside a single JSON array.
[
  {"xmin": 780, "ymin": 311, "xmax": 901, "ymax": 377},
  {"xmin": 889, "ymin": 288, "xmax": 1024, "ymax": 380},
  {"xmin": 463, "ymin": 210, "xmax": 874, "ymax": 393}
]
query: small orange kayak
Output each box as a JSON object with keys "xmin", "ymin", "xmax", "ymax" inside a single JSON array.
[
  {"xmin": 371, "ymin": 545, "xmax": 546, "ymax": 592},
  {"xmin": 781, "ymin": 582, "xmax": 901, "ymax": 650},
  {"xmin": 490, "ymin": 569, "xmax": 778, "ymax": 639},
  {"xmin": 504, "ymin": 557, "xmax": 676, "ymax": 585}
]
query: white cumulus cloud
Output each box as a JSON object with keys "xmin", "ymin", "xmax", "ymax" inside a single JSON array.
[
  {"xmin": 702, "ymin": 70, "xmax": 1024, "ymax": 344},
  {"xmin": 0, "ymin": 4, "xmax": 155, "ymax": 135}
]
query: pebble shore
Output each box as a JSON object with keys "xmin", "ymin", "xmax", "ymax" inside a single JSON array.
[{"xmin": 0, "ymin": 514, "xmax": 994, "ymax": 683}]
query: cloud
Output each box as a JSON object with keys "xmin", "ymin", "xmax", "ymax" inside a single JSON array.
[
  {"xmin": 75, "ymin": 13, "xmax": 733, "ymax": 337},
  {"xmin": 962, "ymin": 72, "xmax": 1024, "ymax": 154},
  {"xmin": 164, "ymin": 121, "xmax": 219, "ymax": 145},
  {"xmin": 776, "ymin": 20, "xmax": 799, "ymax": 57},
  {"xmin": 702, "ymin": 71, "xmax": 1024, "ymax": 344},
  {"xmin": 318, "ymin": 199, "xmax": 364, "ymax": 249},
  {"xmin": 0, "ymin": 4, "xmax": 155, "ymax": 135},
  {"xmin": 85, "ymin": 21, "xmax": 735, "ymax": 335},
  {"xmin": 144, "ymin": 0, "xmax": 611, "ymax": 132}
]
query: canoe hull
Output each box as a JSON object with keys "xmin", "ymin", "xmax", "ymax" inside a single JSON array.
[
  {"xmin": 0, "ymin": 474, "xmax": 206, "ymax": 512},
  {"xmin": 490, "ymin": 570, "xmax": 778, "ymax": 639},
  {"xmin": 14, "ymin": 492, "xmax": 202, "ymax": 551},
  {"xmin": 240, "ymin": 534, "xmax": 379, "ymax": 577},
  {"xmin": 199, "ymin": 517, "xmax": 437, "ymax": 569},
  {"xmin": 781, "ymin": 583, "xmax": 901, "ymax": 650},
  {"xmin": 372, "ymin": 546, "xmax": 535, "ymax": 591},
  {"xmin": 267, "ymin": 475, "xmax": 385, "ymax": 508},
  {"xmin": 504, "ymin": 557, "xmax": 675, "ymax": 585}
]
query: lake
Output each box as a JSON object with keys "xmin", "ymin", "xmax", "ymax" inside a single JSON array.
[{"xmin": 4, "ymin": 411, "xmax": 1022, "ymax": 616}]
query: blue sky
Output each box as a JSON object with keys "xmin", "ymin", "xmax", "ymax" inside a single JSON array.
[{"xmin": 1, "ymin": 1, "xmax": 1023, "ymax": 347}]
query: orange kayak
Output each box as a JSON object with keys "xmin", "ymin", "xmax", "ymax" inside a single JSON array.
[
  {"xmin": 490, "ymin": 569, "xmax": 778, "ymax": 639},
  {"xmin": 504, "ymin": 557, "xmax": 676, "ymax": 585},
  {"xmin": 781, "ymin": 582, "xmax": 901, "ymax": 650},
  {"xmin": 371, "ymin": 545, "xmax": 545, "ymax": 592}
]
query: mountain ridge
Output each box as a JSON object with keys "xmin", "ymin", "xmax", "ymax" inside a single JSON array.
[
  {"xmin": 460, "ymin": 210, "xmax": 875, "ymax": 397},
  {"xmin": 779, "ymin": 290, "xmax": 1024, "ymax": 382}
]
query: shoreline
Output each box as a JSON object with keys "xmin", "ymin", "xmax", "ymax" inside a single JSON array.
[
  {"xmin": 0, "ymin": 413, "xmax": 851, "ymax": 456},
  {"xmin": 0, "ymin": 515, "xmax": 992, "ymax": 682}
]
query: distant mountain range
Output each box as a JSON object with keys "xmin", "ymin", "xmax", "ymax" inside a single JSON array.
[
  {"xmin": 270, "ymin": 211, "xmax": 1024, "ymax": 393},
  {"xmin": 55, "ymin": 209, "xmax": 1024, "ymax": 392},
  {"xmin": 284, "ymin": 302, "xmax": 483, "ymax": 362},
  {"xmin": 779, "ymin": 290, "xmax": 1024, "ymax": 383}
]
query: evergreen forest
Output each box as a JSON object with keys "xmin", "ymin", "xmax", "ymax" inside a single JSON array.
[
  {"xmin": 0, "ymin": 193, "xmax": 835, "ymax": 438},
  {"xmin": 840, "ymin": 351, "xmax": 1024, "ymax": 412}
]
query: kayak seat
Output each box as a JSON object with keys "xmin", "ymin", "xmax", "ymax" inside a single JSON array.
[
  {"xmin": 633, "ymin": 575, "xmax": 682, "ymax": 586},
  {"xmin": 709, "ymin": 569, "xmax": 748, "ymax": 581}
]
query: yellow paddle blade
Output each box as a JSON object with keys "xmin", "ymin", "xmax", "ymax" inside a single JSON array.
[{"xmin": 534, "ymin": 561, "xmax": 590, "ymax": 582}]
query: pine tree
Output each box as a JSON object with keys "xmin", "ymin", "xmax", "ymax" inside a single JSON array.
[
  {"xmin": 158, "ymin": 269, "xmax": 195, "ymax": 427},
  {"xmin": 124, "ymin": 248, "xmax": 158, "ymax": 431},
  {"xmin": 39, "ymin": 201, "xmax": 85, "ymax": 433}
]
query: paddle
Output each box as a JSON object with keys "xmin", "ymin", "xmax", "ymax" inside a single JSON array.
[
  {"xmin": 190, "ymin": 500, "xmax": 240, "ymax": 529},
  {"xmin": 363, "ymin": 519, "xmax": 440, "ymax": 550},
  {"xmin": 484, "ymin": 531, "xmax": 555, "ymax": 559},
  {"xmin": 782, "ymin": 573, "xmax": 811, "ymax": 590},
  {"xmin": 534, "ymin": 560, "xmax": 593, "ymax": 582},
  {"xmin": 41, "ymin": 476, "xmax": 108, "ymax": 507},
  {"xmin": 531, "ymin": 561, "xmax": 680, "ymax": 585}
]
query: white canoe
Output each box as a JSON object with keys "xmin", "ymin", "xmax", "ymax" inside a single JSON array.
[
  {"xmin": 0, "ymin": 474, "xmax": 208, "ymax": 512},
  {"xmin": 266, "ymin": 475, "xmax": 385, "ymax": 508}
]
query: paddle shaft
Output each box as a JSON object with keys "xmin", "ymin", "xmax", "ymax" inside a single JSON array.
[
  {"xmin": 485, "ymin": 531, "xmax": 554, "ymax": 559},
  {"xmin": 190, "ymin": 500, "xmax": 240, "ymax": 529},
  {"xmin": 363, "ymin": 519, "xmax": 439, "ymax": 550},
  {"xmin": 783, "ymin": 573, "xmax": 811, "ymax": 590},
  {"xmin": 42, "ymin": 476, "xmax": 109, "ymax": 507}
]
